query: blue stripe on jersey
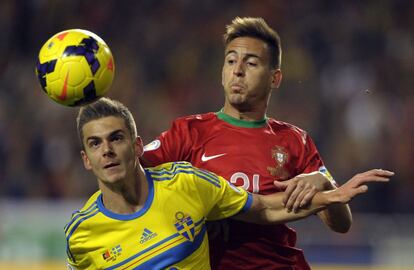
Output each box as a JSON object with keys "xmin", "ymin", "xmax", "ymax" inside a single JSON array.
[
  {"xmin": 134, "ymin": 225, "xmax": 207, "ymax": 270},
  {"xmin": 239, "ymin": 192, "xmax": 253, "ymax": 214},
  {"xmin": 194, "ymin": 217, "xmax": 205, "ymax": 227},
  {"xmin": 194, "ymin": 168, "xmax": 221, "ymax": 186},
  {"xmin": 66, "ymin": 244, "xmax": 76, "ymax": 264},
  {"xmin": 151, "ymin": 169, "xmax": 221, "ymax": 188},
  {"xmin": 105, "ymin": 224, "xmax": 207, "ymax": 270},
  {"xmin": 149, "ymin": 162, "xmax": 221, "ymax": 188},
  {"xmin": 149, "ymin": 162, "xmax": 194, "ymax": 177},
  {"xmin": 104, "ymin": 232, "xmax": 180, "ymax": 270},
  {"xmin": 193, "ymin": 170, "xmax": 221, "ymax": 187},
  {"xmin": 65, "ymin": 207, "xmax": 100, "ymax": 241},
  {"xmin": 65, "ymin": 204, "xmax": 100, "ymax": 264},
  {"xmin": 64, "ymin": 203, "xmax": 98, "ymax": 234},
  {"xmin": 96, "ymin": 174, "xmax": 155, "ymax": 221}
]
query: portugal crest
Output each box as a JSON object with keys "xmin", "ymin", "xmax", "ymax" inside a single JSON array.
[
  {"xmin": 267, "ymin": 146, "xmax": 290, "ymax": 180},
  {"xmin": 174, "ymin": 212, "xmax": 195, "ymax": 242}
]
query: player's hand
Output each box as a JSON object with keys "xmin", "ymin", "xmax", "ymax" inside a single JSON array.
[
  {"xmin": 273, "ymin": 172, "xmax": 334, "ymax": 213},
  {"xmin": 329, "ymin": 169, "xmax": 394, "ymax": 204}
]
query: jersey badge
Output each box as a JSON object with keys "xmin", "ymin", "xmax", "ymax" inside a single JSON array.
[
  {"xmin": 139, "ymin": 228, "xmax": 158, "ymax": 244},
  {"xmin": 144, "ymin": 139, "xmax": 161, "ymax": 151},
  {"xmin": 102, "ymin": 244, "xmax": 122, "ymax": 262},
  {"xmin": 174, "ymin": 212, "xmax": 195, "ymax": 242},
  {"xmin": 267, "ymin": 146, "xmax": 290, "ymax": 180}
]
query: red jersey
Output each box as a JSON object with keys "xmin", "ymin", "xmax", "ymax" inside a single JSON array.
[{"xmin": 142, "ymin": 111, "xmax": 328, "ymax": 270}]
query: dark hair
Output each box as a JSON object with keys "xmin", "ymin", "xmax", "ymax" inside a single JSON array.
[
  {"xmin": 223, "ymin": 17, "xmax": 282, "ymax": 69},
  {"xmin": 76, "ymin": 97, "xmax": 137, "ymax": 147}
]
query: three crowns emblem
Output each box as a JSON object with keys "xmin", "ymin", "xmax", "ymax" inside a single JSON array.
[{"xmin": 174, "ymin": 212, "xmax": 195, "ymax": 242}]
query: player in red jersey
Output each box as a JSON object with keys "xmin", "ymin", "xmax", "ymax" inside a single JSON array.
[{"xmin": 142, "ymin": 17, "xmax": 354, "ymax": 269}]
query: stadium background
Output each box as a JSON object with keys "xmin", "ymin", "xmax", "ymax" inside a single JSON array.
[{"xmin": 0, "ymin": 0, "xmax": 413, "ymax": 269}]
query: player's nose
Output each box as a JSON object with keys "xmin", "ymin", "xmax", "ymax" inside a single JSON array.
[
  {"xmin": 102, "ymin": 141, "xmax": 115, "ymax": 157},
  {"xmin": 233, "ymin": 62, "xmax": 245, "ymax": 76}
]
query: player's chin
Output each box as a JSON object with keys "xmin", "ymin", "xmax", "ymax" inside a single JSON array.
[
  {"xmin": 103, "ymin": 170, "xmax": 126, "ymax": 183},
  {"xmin": 228, "ymin": 94, "xmax": 246, "ymax": 105}
]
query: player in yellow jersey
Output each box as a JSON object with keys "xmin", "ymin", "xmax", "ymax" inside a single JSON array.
[{"xmin": 65, "ymin": 97, "xmax": 393, "ymax": 269}]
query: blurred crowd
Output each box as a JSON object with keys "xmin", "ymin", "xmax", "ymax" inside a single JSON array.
[{"xmin": 0, "ymin": 0, "xmax": 413, "ymax": 213}]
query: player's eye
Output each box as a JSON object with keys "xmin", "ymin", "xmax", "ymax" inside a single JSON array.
[
  {"xmin": 247, "ymin": 62, "xmax": 257, "ymax": 67},
  {"xmin": 225, "ymin": 56, "xmax": 237, "ymax": 65},
  {"xmin": 112, "ymin": 134, "xmax": 124, "ymax": 142},
  {"xmin": 227, "ymin": 59, "xmax": 236, "ymax": 65},
  {"xmin": 88, "ymin": 140, "xmax": 100, "ymax": 148}
]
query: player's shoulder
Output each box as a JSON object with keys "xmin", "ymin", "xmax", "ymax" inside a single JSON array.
[
  {"xmin": 147, "ymin": 161, "xmax": 221, "ymax": 188},
  {"xmin": 267, "ymin": 117, "xmax": 309, "ymax": 143},
  {"xmin": 64, "ymin": 191, "xmax": 101, "ymax": 242},
  {"xmin": 148, "ymin": 161, "xmax": 192, "ymax": 172},
  {"xmin": 146, "ymin": 161, "xmax": 194, "ymax": 181},
  {"xmin": 172, "ymin": 112, "xmax": 217, "ymax": 127},
  {"xmin": 81, "ymin": 190, "xmax": 101, "ymax": 210}
]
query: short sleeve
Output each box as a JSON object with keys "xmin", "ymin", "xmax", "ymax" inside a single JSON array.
[
  {"xmin": 66, "ymin": 233, "xmax": 92, "ymax": 269},
  {"xmin": 189, "ymin": 166, "xmax": 252, "ymax": 221},
  {"xmin": 141, "ymin": 119, "xmax": 193, "ymax": 167},
  {"xmin": 300, "ymin": 133, "xmax": 337, "ymax": 185}
]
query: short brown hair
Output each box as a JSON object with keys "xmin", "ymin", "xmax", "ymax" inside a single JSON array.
[
  {"xmin": 76, "ymin": 97, "xmax": 137, "ymax": 147},
  {"xmin": 223, "ymin": 17, "xmax": 282, "ymax": 69}
]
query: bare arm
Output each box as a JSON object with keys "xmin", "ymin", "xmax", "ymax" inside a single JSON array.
[
  {"xmin": 234, "ymin": 169, "xmax": 393, "ymax": 225},
  {"xmin": 316, "ymin": 182, "xmax": 352, "ymax": 233},
  {"xmin": 274, "ymin": 171, "xmax": 352, "ymax": 233}
]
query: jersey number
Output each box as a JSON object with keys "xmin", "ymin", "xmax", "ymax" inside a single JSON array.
[{"xmin": 230, "ymin": 172, "xmax": 260, "ymax": 193}]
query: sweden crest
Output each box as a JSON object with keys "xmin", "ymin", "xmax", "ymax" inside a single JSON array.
[{"xmin": 174, "ymin": 212, "xmax": 195, "ymax": 242}]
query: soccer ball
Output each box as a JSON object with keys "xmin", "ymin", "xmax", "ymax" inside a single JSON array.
[{"xmin": 35, "ymin": 29, "xmax": 115, "ymax": 106}]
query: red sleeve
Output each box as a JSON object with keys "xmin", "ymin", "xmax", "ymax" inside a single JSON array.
[
  {"xmin": 141, "ymin": 118, "xmax": 193, "ymax": 167},
  {"xmin": 298, "ymin": 132, "xmax": 325, "ymax": 174}
]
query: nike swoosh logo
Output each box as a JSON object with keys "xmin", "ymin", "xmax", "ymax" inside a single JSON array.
[
  {"xmin": 58, "ymin": 71, "xmax": 69, "ymax": 101},
  {"xmin": 201, "ymin": 153, "xmax": 226, "ymax": 162}
]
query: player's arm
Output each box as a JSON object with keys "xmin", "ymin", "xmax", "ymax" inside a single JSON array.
[
  {"xmin": 315, "ymin": 182, "xmax": 352, "ymax": 233},
  {"xmin": 65, "ymin": 217, "xmax": 94, "ymax": 269},
  {"xmin": 234, "ymin": 169, "xmax": 393, "ymax": 225},
  {"xmin": 278, "ymin": 170, "xmax": 354, "ymax": 232},
  {"xmin": 274, "ymin": 171, "xmax": 353, "ymax": 232},
  {"xmin": 278, "ymin": 133, "xmax": 353, "ymax": 232}
]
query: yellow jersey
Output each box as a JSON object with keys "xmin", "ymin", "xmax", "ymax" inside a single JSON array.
[{"xmin": 65, "ymin": 161, "xmax": 252, "ymax": 269}]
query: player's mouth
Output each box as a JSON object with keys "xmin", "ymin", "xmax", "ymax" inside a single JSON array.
[
  {"xmin": 231, "ymin": 83, "xmax": 245, "ymax": 92},
  {"xmin": 103, "ymin": 162, "xmax": 120, "ymax": 169}
]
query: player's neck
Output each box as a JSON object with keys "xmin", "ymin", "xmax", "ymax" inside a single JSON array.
[
  {"xmin": 99, "ymin": 166, "xmax": 149, "ymax": 214},
  {"xmin": 222, "ymin": 104, "xmax": 266, "ymax": 121}
]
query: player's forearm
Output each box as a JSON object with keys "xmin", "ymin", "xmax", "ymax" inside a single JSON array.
[
  {"xmin": 317, "ymin": 182, "xmax": 353, "ymax": 233},
  {"xmin": 236, "ymin": 168, "xmax": 393, "ymax": 225},
  {"xmin": 237, "ymin": 191, "xmax": 335, "ymax": 225},
  {"xmin": 261, "ymin": 191, "xmax": 337, "ymax": 224},
  {"xmin": 318, "ymin": 203, "xmax": 352, "ymax": 233}
]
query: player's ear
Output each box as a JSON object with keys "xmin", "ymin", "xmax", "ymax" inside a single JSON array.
[
  {"xmin": 134, "ymin": 136, "xmax": 144, "ymax": 157},
  {"xmin": 81, "ymin": 150, "xmax": 92, "ymax": 170},
  {"xmin": 271, "ymin": 69, "xmax": 282, "ymax": 89}
]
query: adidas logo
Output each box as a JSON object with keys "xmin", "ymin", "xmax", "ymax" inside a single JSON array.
[{"xmin": 139, "ymin": 228, "xmax": 157, "ymax": 244}]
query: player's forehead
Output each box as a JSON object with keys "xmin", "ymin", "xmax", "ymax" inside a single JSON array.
[
  {"xmin": 82, "ymin": 116, "xmax": 128, "ymax": 138},
  {"xmin": 225, "ymin": 36, "xmax": 270, "ymax": 58}
]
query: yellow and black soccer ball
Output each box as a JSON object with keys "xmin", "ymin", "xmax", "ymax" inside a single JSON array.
[{"xmin": 35, "ymin": 29, "xmax": 115, "ymax": 106}]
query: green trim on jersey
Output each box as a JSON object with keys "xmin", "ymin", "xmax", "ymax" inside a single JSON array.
[{"xmin": 216, "ymin": 111, "xmax": 267, "ymax": 128}]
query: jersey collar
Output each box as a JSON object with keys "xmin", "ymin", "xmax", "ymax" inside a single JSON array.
[
  {"xmin": 96, "ymin": 172, "xmax": 154, "ymax": 220},
  {"xmin": 216, "ymin": 110, "xmax": 267, "ymax": 128}
]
